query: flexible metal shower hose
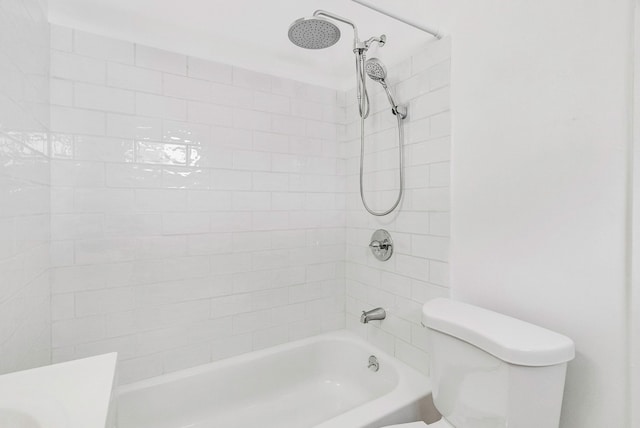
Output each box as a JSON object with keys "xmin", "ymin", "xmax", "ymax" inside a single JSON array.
[
  {"xmin": 358, "ymin": 113, "xmax": 405, "ymax": 216},
  {"xmin": 355, "ymin": 53, "xmax": 405, "ymax": 217}
]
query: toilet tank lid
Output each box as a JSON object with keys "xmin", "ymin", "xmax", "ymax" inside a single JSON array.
[{"xmin": 422, "ymin": 298, "xmax": 575, "ymax": 366}]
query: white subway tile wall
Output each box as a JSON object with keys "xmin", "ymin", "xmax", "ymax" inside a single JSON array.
[
  {"xmin": 49, "ymin": 25, "xmax": 346, "ymax": 383},
  {"xmin": 0, "ymin": 22, "xmax": 452, "ymax": 381},
  {"xmin": 0, "ymin": 0, "xmax": 51, "ymax": 374},
  {"xmin": 343, "ymin": 38, "xmax": 452, "ymax": 375}
]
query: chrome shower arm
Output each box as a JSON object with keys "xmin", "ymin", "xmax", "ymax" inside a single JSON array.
[
  {"xmin": 313, "ymin": 10, "xmax": 357, "ymax": 32},
  {"xmin": 364, "ymin": 34, "xmax": 386, "ymax": 49},
  {"xmin": 313, "ymin": 10, "xmax": 360, "ymax": 49}
]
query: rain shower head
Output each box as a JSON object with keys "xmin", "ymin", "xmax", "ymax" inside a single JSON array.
[
  {"xmin": 288, "ymin": 16, "xmax": 341, "ymax": 49},
  {"xmin": 289, "ymin": 10, "xmax": 362, "ymax": 50},
  {"xmin": 365, "ymin": 58, "xmax": 387, "ymax": 83}
]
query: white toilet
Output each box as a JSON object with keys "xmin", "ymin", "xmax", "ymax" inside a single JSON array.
[{"xmin": 383, "ymin": 298, "xmax": 575, "ymax": 428}]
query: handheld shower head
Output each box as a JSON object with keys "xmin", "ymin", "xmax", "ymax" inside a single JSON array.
[
  {"xmin": 365, "ymin": 58, "xmax": 407, "ymax": 119},
  {"xmin": 365, "ymin": 58, "xmax": 387, "ymax": 83},
  {"xmin": 288, "ymin": 16, "xmax": 341, "ymax": 49}
]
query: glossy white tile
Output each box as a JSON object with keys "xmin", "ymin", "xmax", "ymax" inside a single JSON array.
[
  {"xmin": 74, "ymin": 83, "xmax": 135, "ymax": 114},
  {"xmin": 108, "ymin": 62, "xmax": 163, "ymax": 94},
  {"xmin": 74, "ymin": 29, "xmax": 134, "ymax": 64},
  {"xmin": 51, "ymin": 50, "xmax": 105, "ymax": 84},
  {"xmin": 42, "ymin": 25, "xmax": 358, "ymax": 383},
  {"xmin": 107, "ymin": 113, "xmax": 162, "ymax": 141},
  {"xmin": 136, "ymin": 93, "xmax": 187, "ymax": 121},
  {"xmin": 163, "ymin": 73, "xmax": 210, "ymax": 102},
  {"xmin": 187, "ymin": 57, "xmax": 232, "ymax": 84},
  {"xmin": 136, "ymin": 45, "xmax": 187, "ymax": 75},
  {"xmin": 51, "ymin": 106, "xmax": 105, "ymax": 135}
]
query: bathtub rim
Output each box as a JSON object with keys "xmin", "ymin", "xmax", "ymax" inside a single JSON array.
[{"xmin": 117, "ymin": 329, "xmax": 434, "ymax": 428}]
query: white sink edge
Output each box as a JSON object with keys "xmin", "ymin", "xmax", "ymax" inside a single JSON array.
[{"xmin": 0, "ymin": 353, "xmax": 118, "ymax": 428}]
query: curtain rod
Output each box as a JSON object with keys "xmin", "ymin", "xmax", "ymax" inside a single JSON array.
[{"xmin": 351, "ymin": 0, "xmax": 443, "ymax": 39}]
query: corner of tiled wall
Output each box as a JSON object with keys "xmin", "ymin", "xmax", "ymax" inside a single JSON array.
[
  {"xmin": 0, "ymin": 12, "xmax": 451, "ymax": 380},
  {"xmin": 343, "ymin": 37, "xmax": 452, "ymax": 375},
  {"xmin": 0, "ymin": 0, "xmax": 51, "ymax": 374}
]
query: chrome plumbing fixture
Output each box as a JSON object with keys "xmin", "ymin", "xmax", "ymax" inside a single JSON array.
[
  {"xmin": 288, "ymin": 15, "xmax": 341, "ymax": 50},
  {"xmin": 369, "ymin": 229, "xmax": 393, "ymax": 261},
  {"xmin": 360, "ymin": 307, "xmax": 386, "ymax": 323},
  {"xmin": 368, "ymin": 355, "xmax": 379, "ymax": 372},
  {"xmin": 288, "ymin": 10, "xmax": 404, "ymax": 216},
  {"xmin": 365, "ymin": 58, "xmax": 407, "ymax": 119},
  {"xmin": 288, "ymin": 10, "xmax": 385, "ymax": 53}
]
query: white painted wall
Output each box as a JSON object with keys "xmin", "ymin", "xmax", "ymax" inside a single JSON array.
[
  {"xmin": 632, "ymin": 4, "xmax": 640, "ymax": 427},
  {"xmin": 446, "ymin": 1, "xmax": 633, "ymax": 427}
]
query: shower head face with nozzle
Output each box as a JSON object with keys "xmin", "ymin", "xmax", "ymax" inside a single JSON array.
[
  {"xmin": 288, "ymin": 17, "xmax": 341, "ymax": 49},
  {"xmin": 365, "ymin": 57, "xmax": 405, "ymax": 116},
  {"xmin": 365, "ymin": 58, "xmax": 387, "ymax": 83}
]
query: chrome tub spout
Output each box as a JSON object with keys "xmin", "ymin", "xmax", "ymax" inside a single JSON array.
[{"xmin": 360, "ymin": 307, "xmax": 386, "ymax": 323}]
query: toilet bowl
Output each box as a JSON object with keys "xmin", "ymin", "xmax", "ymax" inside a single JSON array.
[{"xmin": 378, "ymin": 298, "xmax": 575, "ymax": 428}]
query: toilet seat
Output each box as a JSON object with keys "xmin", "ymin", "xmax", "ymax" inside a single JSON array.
[{"xmin": 381, "ymin": 417, "xmax": 453, "ymax": 428}]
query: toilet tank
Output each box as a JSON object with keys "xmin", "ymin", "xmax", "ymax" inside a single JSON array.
[{"xmin": 422, "ymin": 299, "xmax": 575, "ymax": 428}]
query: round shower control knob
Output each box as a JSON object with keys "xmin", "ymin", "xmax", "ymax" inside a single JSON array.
[{"xmin": 369, "ymin": 229, "xmax": 393, "ymax": 261}]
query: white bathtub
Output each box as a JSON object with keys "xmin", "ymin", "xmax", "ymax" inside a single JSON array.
[{"xmin": 116, "ymin": 330, "xmax": 439, "ymax": 428}]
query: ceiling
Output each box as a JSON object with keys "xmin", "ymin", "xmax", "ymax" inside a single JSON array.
[{"xmin": 48, "ymin": 0, "xmax": 454, "ymax": 89}]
